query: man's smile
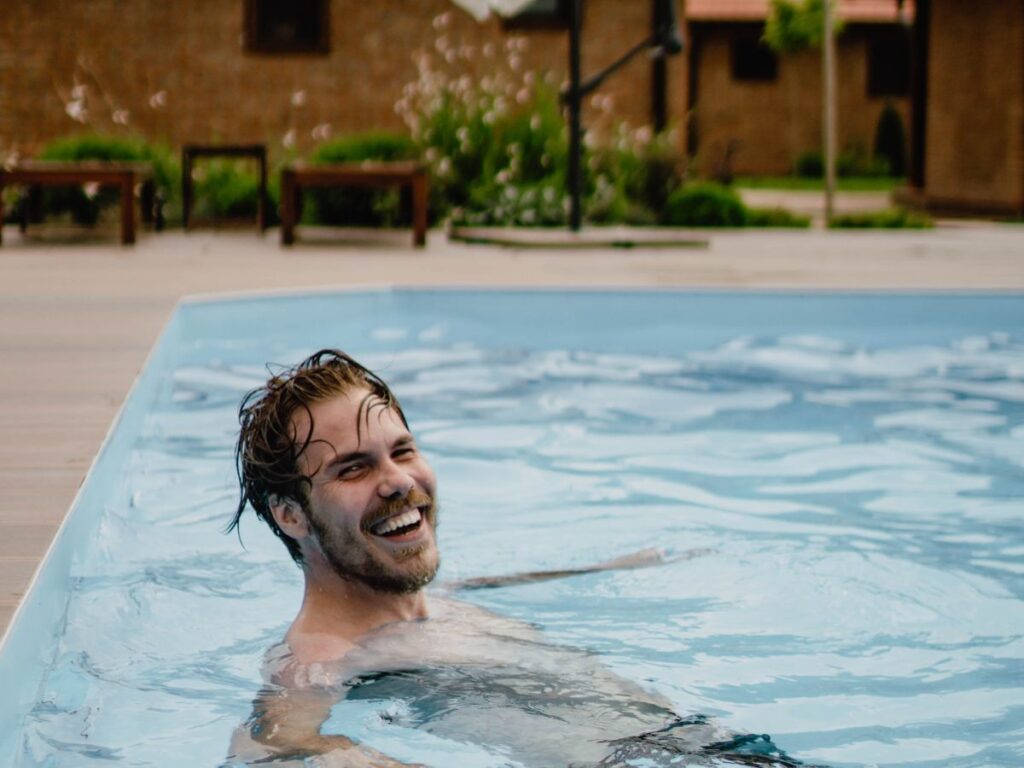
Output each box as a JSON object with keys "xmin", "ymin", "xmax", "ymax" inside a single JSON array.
[{"xmin": 367, "ymin": 505, "xmax": 427, "ymax": 542}]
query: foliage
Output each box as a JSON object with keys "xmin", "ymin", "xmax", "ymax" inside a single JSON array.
[
  {"xmin": 36, "ymin": 134, "xmax": 177, "ymax": 225},
  {"xmin": 736, "ymin": 176, "xmax": 900, "ymax": 191},
  {"xmin": 794, "ymin": 148, "xmax": 892, "ymax": 179},
  {"xmin": 191, "ymin": 160, "xmax": 261, "ymax": 221},
  {"xmin": 763, "ymin": 0, "xmax": 844, "ymax": 53},
  {"xmin": 306, "ymin": 132, "xmax": 418, "ymax": 226},
  {"xmin": 874, "ymin": 104, "xmax": 907, "ymax": 178},
  {"xmin": 663, "ymin": 182, "xmax": 748, "ymax": 227},
  {"xmin": 397, "ymin": 14, "xmax": 683, "ymax": 228},
  {"xmin": 828, "ymin": 208, "xmax": 933, "ymax": 229},
  {"xmin": 746, "ymin": 207, "xmax": 812, "ymax": 227}
]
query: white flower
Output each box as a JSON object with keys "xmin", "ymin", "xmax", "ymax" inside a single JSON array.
[
  {"xmin": 432, "ymin": 12, "xmax": 451, "ymax": 30},
  {"xmin": 634, "ymin": 126, "xmax": 653, "ymax": 144},
  {"xmin": 282, "ymin": 129, "xmax": 296, "ymax": 149},
  {"xmin": 523, "ymin": 71, "xmax": 536, "ymax": 86},
  {"xmin": 445, "ymin": 49, "xmax": 457, "ymax": 64},
  {"xmin": 425, "ymin": 147, "xmax": 439, "ymax": 162},
  {"xmin": 516, "ymin": 88, "xmax": 529, "ymax": 104},
  {"xmin": 434, "ymin": 35, "xmax": 450, "ymax": 54},
  {"xmin": 530, "ymin": 114, "xmax": 541, "ymax": 131},
  {"xmin": 291, "ymin": 90, "xmax": 306, "ymax": 107},
  {"xmin": 82, "ymin": 182, "xmax": 100, "ymax": 199},
  {"xmin": 509, "ymin": 54, "xmax": 522, "ymax": 71},
  {"xmin": 456, "ymin": 126, "xmax": 470, "ymax": 143},
  {"xmin": 437, "ymin": 157, "xmax": 453, "ymax": 176},
  {"xmin": 311, "ymin": 123, "xmax": 332, "ymax": 140},
  {"xmin": 496, "ymin": 169, "xmax": 510, "ymax": 184},
  {"xmin": 148, "ymin": 90, "xmax": 167, "ymax": 109},
  {"xmin": 70, "ymin": 84, "xmax": 87, "ymax": 100},
  {"xmin": 111, "ymin": 109, "xmax": 130, "ymax": 125},
  {"xmin": 65, "ymin": 100, "xmax": 87, "ymax": 122},
  {"xmin": 482, "ymin": 43, "xmax": 495, "ymax": 58}
]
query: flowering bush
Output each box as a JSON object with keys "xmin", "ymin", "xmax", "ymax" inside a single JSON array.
[{"xmin": 394, "ymin": 12, "xmax": 683, "ymax": 227}]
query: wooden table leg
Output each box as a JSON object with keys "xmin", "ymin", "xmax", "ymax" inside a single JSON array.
[
  {"xmin": 281, "ymin": 169, "xmax": 295, "ymax": 246},
  {"xmin": 411, "ymin": 172, "xmax": 428, "ymax": 247},
  {"xmin": 120, "ymin": 174, "xmax": 135, "ymax": 245}
]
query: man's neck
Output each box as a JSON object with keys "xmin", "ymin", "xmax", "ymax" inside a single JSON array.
[{"xmin": 286, "ymin": 564, "xmax": 429, "ymax": 664}]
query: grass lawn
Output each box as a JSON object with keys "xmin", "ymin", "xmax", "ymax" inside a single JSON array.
[{"xmin": 735, "ymin": 176, "xmax": 903, "ymax": 192}]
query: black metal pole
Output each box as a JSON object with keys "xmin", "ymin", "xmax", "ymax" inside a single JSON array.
[{"xmin": 568, "ymin": 0, "xmax": 583, "ymax": 232}]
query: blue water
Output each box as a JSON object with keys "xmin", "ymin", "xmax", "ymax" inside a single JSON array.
[{"xmin": 11, "ymin": 290, "xmax": 1024, "ymax": 767}]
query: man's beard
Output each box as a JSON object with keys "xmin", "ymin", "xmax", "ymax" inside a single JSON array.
[{"xmin": 308, "ymin": 490, "xmax": 440, "ymax": 594}]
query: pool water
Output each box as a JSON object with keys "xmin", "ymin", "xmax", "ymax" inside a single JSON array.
[{"xmin": 4, "ymin": 290, "xmax": 1023, "ymax": 767}]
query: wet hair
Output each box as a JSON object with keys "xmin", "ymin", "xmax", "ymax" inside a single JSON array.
[{"xmin": 228, "ymin": 348, "xmax": 408, "ymax": 564}]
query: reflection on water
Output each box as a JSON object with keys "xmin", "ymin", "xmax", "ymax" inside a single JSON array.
[{"xmin": 17, "ymin": 330, "xmax": 1024, "ymax": 767}]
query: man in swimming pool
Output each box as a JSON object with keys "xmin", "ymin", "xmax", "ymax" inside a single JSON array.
[{"xmin": 226, "ymin": 349, "xmax": 809, "ymax": 767}]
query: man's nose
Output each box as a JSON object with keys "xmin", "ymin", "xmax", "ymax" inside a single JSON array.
[{"xmin": 377, "ymin": 459, "xmax": 414, "ymax": 500}]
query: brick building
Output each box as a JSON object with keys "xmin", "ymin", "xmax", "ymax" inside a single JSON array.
[
  {"xmin": 906, "ymin": 0, "xmax": 1024, "ymax": 216},
  {"xmin": 0, "ymin": 0, "xmax": 682, "ymax": 159},
  {"xmin": 686, "ymin": 0, "xmax": 913, "ymax": 177},
  {"xmin": 1, "ymin": 0, "xmax": 1019, "ymax": 216}
]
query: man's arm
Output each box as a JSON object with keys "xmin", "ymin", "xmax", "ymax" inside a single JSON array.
[
  {"xmin": 446, "ymin": 546, "xmax": 713, "ymax": 591},
  {"xmin": 227, "ymin": 685, "xmax": 420, "ymax": 767}
]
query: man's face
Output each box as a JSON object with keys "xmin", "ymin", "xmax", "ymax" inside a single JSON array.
[{"xmin": 291, "ymin": 388, "xmax": 439, "ymax": 594}]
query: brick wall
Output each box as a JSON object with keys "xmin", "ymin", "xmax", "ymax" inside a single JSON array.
[
  {"xmin": 0, "ymin": 0, "xmax": 681, "ymax": 158},
  {"xmin": 691, "ymin": 23, "xmax": 912, "ymax": 177},
  {"xmin": 924, "ymin": 0, "xmax": 1024, "ymax": 213}
]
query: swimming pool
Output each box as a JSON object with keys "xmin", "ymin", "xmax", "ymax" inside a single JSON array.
[{"xmin": 1, "ymin": 289, "xmax": 1022, "ymax": 767}]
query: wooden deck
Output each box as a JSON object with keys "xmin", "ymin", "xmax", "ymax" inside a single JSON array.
[{"xmin": 2, "ymin": 224, "xmax": 1023, "ymax": 635}]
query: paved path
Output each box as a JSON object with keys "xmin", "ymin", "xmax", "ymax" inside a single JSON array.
[{"xmin": 2, "ymin": 223, "xmax": 1023, "ymax": 633}]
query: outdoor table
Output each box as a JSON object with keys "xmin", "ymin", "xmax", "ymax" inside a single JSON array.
[
  {"xmin": 279, "ymin": 161, "xmax": 428, "ymax": 248},
  {"xmin": 0, "ymin": 161, "xmax": 156, "ymax": 245},
  {"xmin": 182, "ymin": 143, "xmax": 268, "ymax": 231}
]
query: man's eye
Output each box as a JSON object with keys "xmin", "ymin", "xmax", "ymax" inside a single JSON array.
[
  {"xmin": 394, "ymin": 447, "xmax": 415, "ymax": 458},
  {"xmin": 338, "ymin": 464, "xmax": 363, "ymax": 478}
]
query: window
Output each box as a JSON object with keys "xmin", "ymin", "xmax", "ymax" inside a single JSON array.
[
  {"xmin": 503, "ymin": 0, "xmax": 571, "ymax": 30},
  {"xmin": 244, "ymin": 0, "xmax": 329, "ymax": 55},
  {"xmin": 731, "ymin": 35, "xmax": 778, "ymax": 82},
  {"xmin": 867, "ymin": 27, "xmax": 910, "ymax": 97}
]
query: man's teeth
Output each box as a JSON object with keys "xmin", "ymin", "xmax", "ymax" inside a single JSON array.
[{"xmin": 371, "ymin": 508, "xmax": 422, "ymax": 536}]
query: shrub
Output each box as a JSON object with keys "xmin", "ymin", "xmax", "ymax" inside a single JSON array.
[
  {"xmin": 828, "ymin": 208, "xmax": 933, "ymax": 229},
  {"xmin": 874, "ymin": 104, "xmax": 907, "ymax": 178},
  {"xmin": 746, "ymin": 207, "xmax": 812, "ymax": 227},
  {"xmin": 794, "ymin": 150, "xmax": 824, "ymax": 179},
  {"xmin": 36, "ymin": 134, "xmax": 177, "ymax": 225},
  {"xmin": 663, "ymin": 182, "xmax": 747, "ymax": 227},
  {"xmin": 191, "ymin": 159, "xmax": 261, "ymax": 221},
  {"xmin": 306, "ymin": 132, "xmax": 418, "ymax": 226},
  {"xmin": 588, "ymin": 131, "xmax": 682, "ymax": 225},
  {"xmin": 795, "ymin": 147, "xmax": 892, "ymax": 179}
]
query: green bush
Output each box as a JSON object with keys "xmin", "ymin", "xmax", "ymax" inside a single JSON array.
[
  {"xmin": 795, "ymin": 147, "xmax": 892, "ymax": 180},
  {"xmin": 307, "ymin": 132, "xmax": 418, "ymax": 226},
  {"xmin": 794, "ymin": 150, "xmax": 824, "ymax": 179},
  {"xmin": 587, "ymin": 133, "xmax": 682, "ymax": 225},
  {"xmin": 36, "ymin": 134, "xmax": 177, "ymax": 225},
  {"xmin": 874, "ymin": 104, "xmax": 906, "ymax": 178},
  {"xmin": 828, "ymin": 208, "xmax": 933, "ymax": 229},
  {"xmin": 746, "ymin": 207, "xmax": 812, "ymax": 227},
  {"xmin": 663, "ymin": 182, "xmax": 747, "ymax": 227},
  {"xmin": 191, "ymin": 159, "xmax": 261, "ymax": 220}
]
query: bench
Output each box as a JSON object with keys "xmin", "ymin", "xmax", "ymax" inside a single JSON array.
[
  {"xmin": 182, "ymin": 143, "xmax": 268, "ymax": 231},
  {"xmin": 279, "ymin": 161, "xmax": 429, "ymax": 248},
  {"xmin": 0, "ymin": 161, "xmax": 158, "ymax": 246}
]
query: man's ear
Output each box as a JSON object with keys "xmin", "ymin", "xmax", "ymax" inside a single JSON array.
[{"xmin": 269, "ymin": 495, "xmax": 310, "ymax": 541}]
